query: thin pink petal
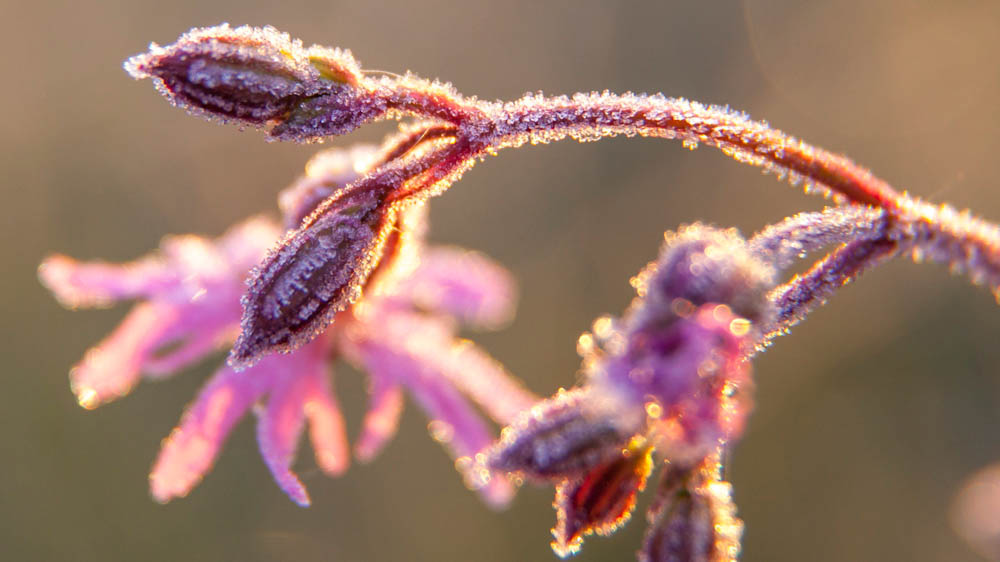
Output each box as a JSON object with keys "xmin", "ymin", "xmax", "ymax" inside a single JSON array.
[
  {"xmin": 348, "ymin": 328, "xmax": 515, "ymax": 508},
  {"xmin": 256, "ymin": 371, "xmax": 312, "ymax": 507},
  {"xmin": 354, "ymin": 310, "xmax": 536, "ymax": 424},
  {"xmin": 303, "ymin": 368, "xmax": 350, "ymax": 476},
  {"xmin": 217, "ymin": 216, "xmax": 283, "ymax": 271},
  {"xmin": 140, "ymin": 293, "xmax": 244, "ymax": 377},
  {"xmin": 70, "ymin": 302, "xmax": 178, "ymax": 409},
  {"xmin": 38, "ymin": 254, "xmax": 177, "ymax": 308},
  {"xmin": 430, "ymin": 338, "xmax": 538, "ymax": 425},
  {"xmin": 159, "ymin": 235, "xmax": 228, "ymax": 285},
  {"xmin": 149, "ymin": 364, "xmax": 263, "ymax": 503},
  {"xmin": 401, "ymin": 247, "xmax": 517, "ymax": 328},
  {"xmin": 141, "ymin": 330, "xmax": 233, "ymax": 376},
  {"xmin": 253, "ymin": 339, "xmax": 337, "ymax": 506},
  {"xmin": 354, "ymin": 373, "xmax": 404, "ymax": 462}
]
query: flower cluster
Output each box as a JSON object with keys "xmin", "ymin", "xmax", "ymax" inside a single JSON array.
[
  {"xmin": 40, "ymin": 142, "xmax": 536, "ymax": 508},
  {"xmin": 40, "ymin": 23, "xmax": 1000, "ymax": 561},
  {"xmin": 485, "ymin": 206, "xmax": 901, "ymax": 559}
]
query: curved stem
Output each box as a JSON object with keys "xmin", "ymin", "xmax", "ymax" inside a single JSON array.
[
  {"xmin": 751, "ymin": 234, "xmax": 900, "ymax": 357},
  {"xmin": 385, "ymin": 89, "xmax": 905, "ymax": 208},
  {"xmin": 748, "ymin": 206, "xmax": 887, "ymax": 270},
  {"xmin": 382, "ymin": 88, "xmax": 1000, "ymax": 298},
  {"xmin": 498, "ymin": 93, "xmax": 902, "ymax": 205}
]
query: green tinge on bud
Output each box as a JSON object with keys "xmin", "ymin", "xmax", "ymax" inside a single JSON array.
[{"xmin": 125, "ymin": 24, "xmax": 376, "ymax": 138}]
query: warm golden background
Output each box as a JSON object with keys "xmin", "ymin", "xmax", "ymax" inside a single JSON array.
[{"xmin": 5, "ymin": 1, "xmax": 1000, "ymax": 560}]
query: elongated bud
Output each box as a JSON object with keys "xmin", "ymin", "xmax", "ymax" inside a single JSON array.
[
  {"xmin": 231, "ymin": 186, "xmax": 399, "ymax": 368},
  {"xmin": 125, "ymin": 24, "xmax": 382, "ymax": 140},
  {"xmin": 640, "ymin": 460, "xmax": 742, "ymax": 562},
  {"xmin": 551, "ymin": 439, "xmax": 653, "ymax": 557},
  {"xmin": 486, "ymin": 388, "xmax": 641, "ymax": 482}
]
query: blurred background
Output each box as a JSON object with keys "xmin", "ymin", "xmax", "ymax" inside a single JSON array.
[{"xmin": 4, "ymin": 1, "xmax": 1000, "ymax": 560}]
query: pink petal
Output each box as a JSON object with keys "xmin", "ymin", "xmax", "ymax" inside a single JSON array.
[
  {"xmin": 141, "ymin": 290, "xmax": 244, "ymax": 377},
  {"xmin": 254, "ymin": 339, "xmax": 341, "ymax": 506},
  {"xmin": 149, "ymin": 364, "xmax": 263, "ymax": 503},
  {"xmin": 302, "ymin": 367, "xmax": 350, "ymax": 476},
  {"xmin": 38, "ymin": 254, "xmax": 177, "ymax": 308},
  {"xmin": 354, "ymin": 373, "xmax": 404, "ymax": 462},
  {"xmin": 159, "ymin": 235, "xmax": 228, "ymax": 286},
  {"xmin": 160, "ymin": 217, "xmax": 280, "ymax": 285},
  {"xmin": 217, "ymin": 216, "xmax": 283, "ymax": 271},
  {"xmin": 353, "ymin": 310, "xmax": 536, "ymax": 425},
  {"xmin": 428, "ymin": 338, "xmax": 537, "ymax": 425},
  {"xmin": 255, "ymin": 369, "xmax": 312, "ymax": 507},
  {"xmin": 69, "ymin": 302, "xmax": 179, "ymax": 409},
  {"xmin": 141, "ymin": 328, "xmax": 234, "ymax": 376},
  {"xmin": 348, "ymin": 328, "xmax": 515, "ymax": 508},
  {"xmin": 401, "ymin": 247, "xmax": 517, "ymax": 328}
]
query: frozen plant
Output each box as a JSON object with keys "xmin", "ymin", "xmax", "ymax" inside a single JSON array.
[
  {"xmin": 41, "ymin": 23, "xmax": 1000, "ymax": 561},
  {"xmin": 40, "ymin": 140, "xmax": 536, "ymax": 508}
]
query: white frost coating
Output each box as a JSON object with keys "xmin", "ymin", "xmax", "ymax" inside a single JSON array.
[
  {"xmin": 749, "ymin": 206, "xmax": 888, "ymax": 271},
  {"xmin": 893, "ymin": 196, "xmax": 1000, "ymax": 293}
]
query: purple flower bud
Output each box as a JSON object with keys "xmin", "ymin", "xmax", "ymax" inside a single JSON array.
[
  {"xmin": 486, "ymin": 388, "xmax": 642, "ymax": 482},
  {"xmin": 551, "ymin": 439, "xmax": 654, "ymax": 557},
  {"xmin": 639, "ymin": 459, "xmax": 742, "ymax": 562},
  {"xmin": 641, "ymin": 488, "xmax": 714, "ymax": 562},
  {"xmin": 632, "ymin": 224, "xmax": 775, "ymax": 325},
  {"xmin": 125, "ymin": 24, "xmax": 381, "ymax": 139},
  {"xmin": 584, "ymin": 224, "xmax": 770, "ymax": 461},
  {"xmin": 231, "ymin": 185, "xmax": 399, "ymax": 368},
  {"xmin": 590, "ymin": 302, "xmax": 754, "ymax": 462}
]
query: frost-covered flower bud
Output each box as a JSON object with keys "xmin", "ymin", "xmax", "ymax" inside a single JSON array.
[
  {"xmin": 639, "ymin": 460, "xmax": 742, "ymax": 562},
  {"xmin": 632, "ymin": 224, "xmax": 775, "ymax": 324},
  {"xmin": 551, "ymin": 438, "xmax": 654, "ymax": 557},
  {"xmin": 486, "ymin": 388, "xmax": 642, "ymax": 482},
  {"xmin": 584, "ymin": 224, "xmax": 774, "ymax": 460},
  {"xmin": 231, "ymin": 185, "xmax": 399, "ymax": 368},
  {"xmin": 125, "ymin": 24, "xmax": 382, "ymax": 140}
]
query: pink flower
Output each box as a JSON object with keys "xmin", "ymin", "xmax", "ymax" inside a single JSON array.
[
  {"xmin": 39, "ymin": 145, "xmax": 536, "ymax": 508},
  {"xmin": 39, "ymin": 217, "xmax": 279, "ymax": 409}
]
